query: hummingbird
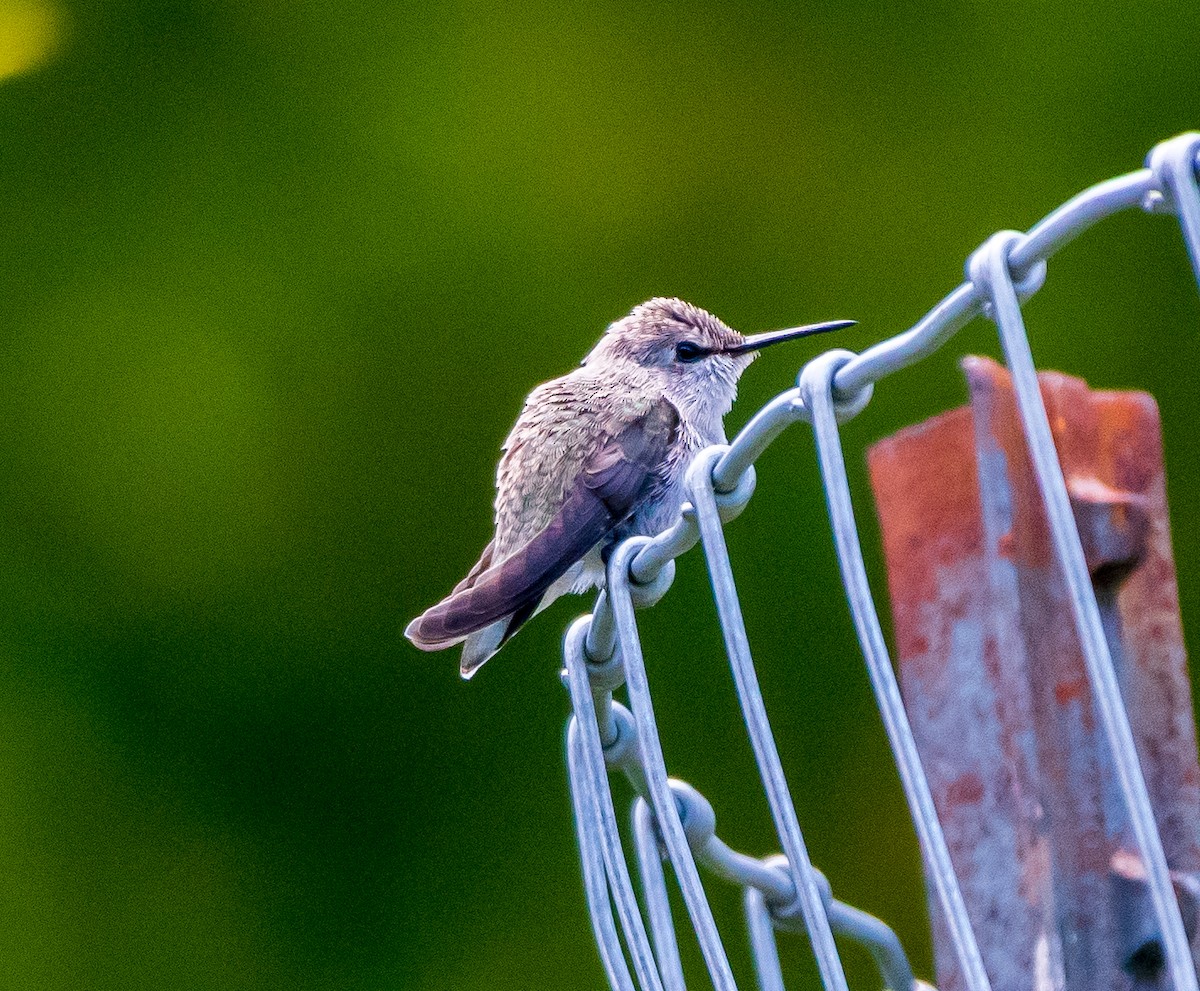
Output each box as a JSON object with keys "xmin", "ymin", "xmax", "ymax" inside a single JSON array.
[{"xmin": 405, "ymin": 298, "xmax": 852, "ymax": 679}]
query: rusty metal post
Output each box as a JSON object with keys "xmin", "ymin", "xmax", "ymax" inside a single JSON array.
[{"xmin": 867, "ymin": 357, "xmax": 1200, "ymax": 991}]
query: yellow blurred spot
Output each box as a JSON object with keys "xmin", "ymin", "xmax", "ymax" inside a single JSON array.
[{"xmin": 0, "ymin": 0, "xmax": 64, "ymax": 82}]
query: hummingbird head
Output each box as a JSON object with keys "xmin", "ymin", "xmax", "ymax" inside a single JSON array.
[{"xmin": 583, "ymin": 297, "xmax": 853, "ymax": 424}]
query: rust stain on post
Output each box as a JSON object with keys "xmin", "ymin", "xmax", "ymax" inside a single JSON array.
[{"xmin": 867, "ymin": 357, "xmax": 1200, "ymax": 991}]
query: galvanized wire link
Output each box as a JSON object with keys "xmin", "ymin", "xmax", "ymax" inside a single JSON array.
[
  {"xmin": 760, "ymin": 855, "xmax": 914, "ymax": 991},
  {"xmin": 563, "ymin": 132, "xmax": 1200, "ymax": 991},
  {"xmin": 606, "ymin": 538, "xmax": 740, "ymax": 990},
  {"xmin": 799, "ymin": 350, "xmax": 991, "ymax": 991},
  {"xmin": 1145, "ymin": 132, "xmax": 1200, "ymax": 286},
  {"xmin": 566, "ymin": 723, "xmax": 640, "ymax": 991},
  {"xmin": 573, "ymin": 553, "xmax": 916, "ymax": 990},
  {"xmin": 633, "ymin": 800, "xmax": 687, "ymax": 991},
  {"xmin": 968, "ymin": 229, "xmax": 1200, "ymax": 991},
  {"xmin": 746, "ymin": 887, "xmax": 788, "ymax": 991},
  {"xmin": 686, "ymin": 446, "xmax": 850, "ymax": 991},
  {"xmin": 565, "ymin": 618, "xmax": 666, "ymax": 991},
  {"xmin": 828, "ymin": 900, "xmax": 914, "ymax": 991}
]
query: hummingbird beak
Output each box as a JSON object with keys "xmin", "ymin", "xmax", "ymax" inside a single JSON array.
[{"xmin": 723, "ymin": 319, "xmax": 856, "ymax": 356}]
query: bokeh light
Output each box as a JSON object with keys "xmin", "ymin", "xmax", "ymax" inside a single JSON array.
[{"xmin": 0, "ymin": 0, "xmax": 64, "ymax": 82}]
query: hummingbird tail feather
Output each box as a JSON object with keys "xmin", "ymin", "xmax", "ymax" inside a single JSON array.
[
  {"xmin": 405, "ymin": 487, "xmax": 615, "ymax": 651},
  {"xmin": 404, "ymin": 616, "xmax": 467, "ymax": 651},
  {"xmin": 460, "ymin": 621, "xmax": 508, "ymax": 679},
  {"xmin": 404, "ymin": 540, "xmax": 498, "ymax": 651}
]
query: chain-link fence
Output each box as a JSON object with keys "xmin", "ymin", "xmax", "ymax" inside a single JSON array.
[{"xmin": 562, "ymin": 132, "xmax": 1200, "ymax": 991}]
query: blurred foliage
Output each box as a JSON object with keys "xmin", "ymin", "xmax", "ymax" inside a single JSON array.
[{"xmin": 0, "ymin": 1, "xmax": 1197, "ymax": 988}]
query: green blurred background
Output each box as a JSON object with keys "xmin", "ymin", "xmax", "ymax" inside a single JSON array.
[{"xmin": 0, "ymin": 1, "xmax": 1198, "ymax": 987}]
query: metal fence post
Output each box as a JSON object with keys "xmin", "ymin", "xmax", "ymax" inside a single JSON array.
[{"xmin": 869, "ymin": 357, "xmax": 1200, "ymax": 991}]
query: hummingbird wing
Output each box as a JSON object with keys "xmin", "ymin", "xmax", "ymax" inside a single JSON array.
[
  {"xmin": 405, "ymin": 399, "xmax": 679, "ymax": 652},
  {"xmin": 450, "ymin": 540, "xmax": 495, "ymax": 595}
]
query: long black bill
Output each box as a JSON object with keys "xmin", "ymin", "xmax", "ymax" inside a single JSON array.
[{"xmin": 724, "ymin": 319, "xmax": 856, "ymax": 356}]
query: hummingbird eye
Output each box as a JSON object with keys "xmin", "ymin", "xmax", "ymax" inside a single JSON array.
[{"xmin": 674, "ymin": 340, "xmax": 707, "ymax": 363}]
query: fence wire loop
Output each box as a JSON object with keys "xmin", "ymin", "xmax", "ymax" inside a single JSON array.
[
  {"xmin": 761, "ymin": 853, "xmax": 832, "ymax": 925},
  {"xmin": 802, "ymin": 348, "xmax": 874, "ymax": 424},
  {"xmin": 623, "ymin": 551, "xmax": 676, "ymax": 610},
  {"xmin": 668, "ymin": 781, "xmax": 718, "ymax": 850},
  {"xmin": 685, "ymin": 446, "xmax": 757, "ymax": 524},
  {"xmin": 599, "ymin": 701, "xmax": 640, "ymax": 772},
  {"xmin": 1145, "ymin": 132, "xmax": 1200, "ymax": 214},
  {"xmin": 750, "ymin": 854, "xmax": 916, "ymax": 991},
  {"xmin": 562, "ymin": 132, "xmax": 1200, "ymax": 991},
  {"xmin": 966, "ymin": 229, "xmax": 1047, "ymax": 316},
  {"xmin": 631, "ymin": 774, "xmax": 920, "ymax": 991},
  {"xmin": 1144, "ymin": 131, "xmax": 1200, "ymax": 286},
  {"xmin": 578, "ymin": 629, "xmax": 623, "ymax": 682}
]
